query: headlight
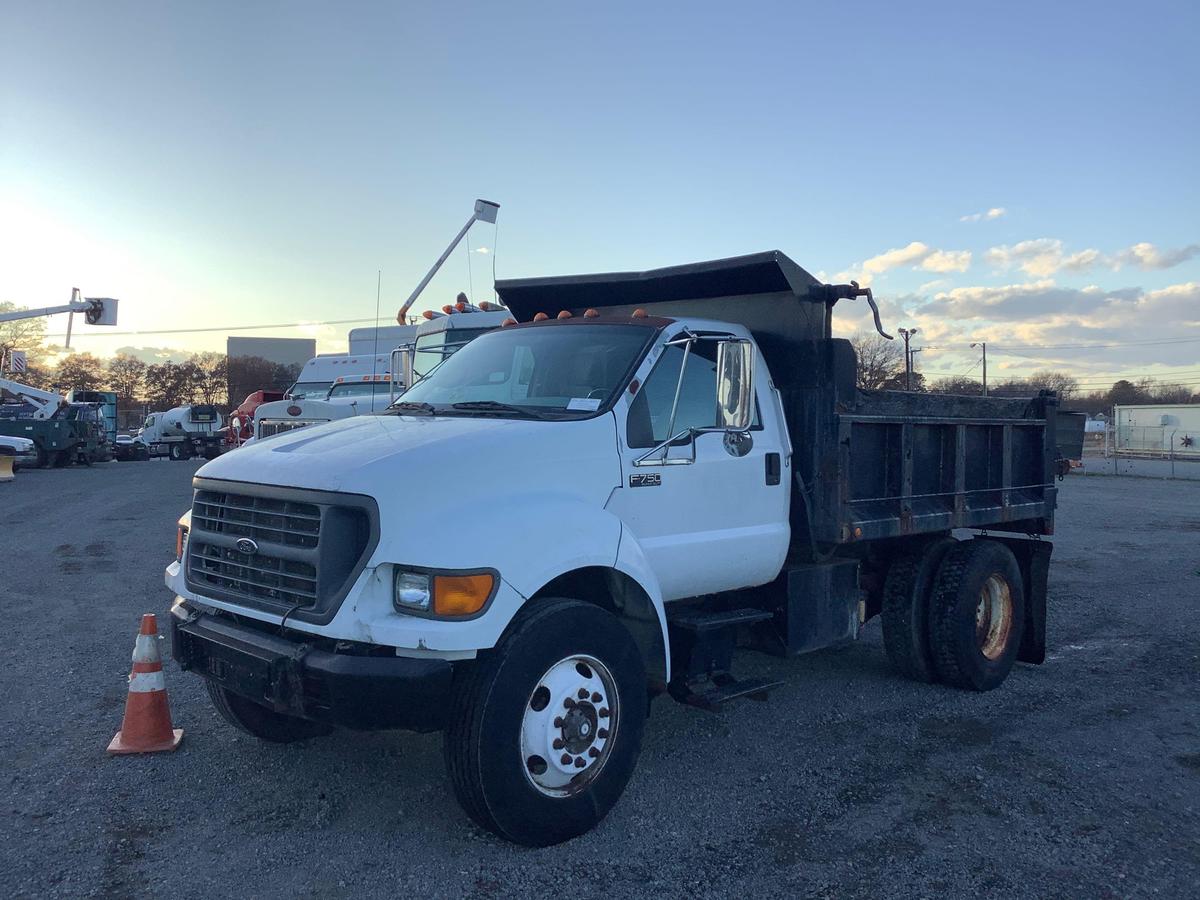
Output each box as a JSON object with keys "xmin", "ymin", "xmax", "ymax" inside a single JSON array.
[
  {"xmin": 393, "ymin": 568, "xmax": 496, "ymax": 618},
  {"xmin": 394, "ymin": 571, "xmax": 432, "ymax": 611}
]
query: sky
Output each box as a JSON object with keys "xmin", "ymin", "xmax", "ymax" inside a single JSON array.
[{"xmin": 2, "ymin": 1, "xmax": 1198, "ymax": 390}]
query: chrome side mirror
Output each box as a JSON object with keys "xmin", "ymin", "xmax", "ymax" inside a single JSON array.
[{"xmin": 715, "ymin": 339, "xmax": 754, "ymax": 432}]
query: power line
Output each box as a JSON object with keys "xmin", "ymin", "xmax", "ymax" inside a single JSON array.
[{"xmin": 44, "ymin": 316, "xmax": 381, "ymax": 339}]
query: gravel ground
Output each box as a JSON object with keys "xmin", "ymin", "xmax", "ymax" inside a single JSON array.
[{"xmin": 1, "ymin": 460, "xmax": 1198, "ymax": 898}]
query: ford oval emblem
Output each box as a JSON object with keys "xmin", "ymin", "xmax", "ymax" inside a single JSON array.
[
  {"xmin": 287, "ymin": 405, "xmax": 302, "ymax": 416},
  {"xmin": 235, "ymin": 538, "xmax": 259, "ymax": 555}
]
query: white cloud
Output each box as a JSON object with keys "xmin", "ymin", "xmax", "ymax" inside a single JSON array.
[
  {"xmin": 1115, "ymin": 241, "xmax": 1200, "ymax": 270},
  {"xmin": 837, "ymin": 241, "xmax": 971, "ymax": 285},
  {"xmin": 985, "ymin": 239, "xmax": 1069, "ymax": 277},
  {"xmin": 987, "ymin": 238, "xmax": 1199, "ymax": 276},
  {"xmin": 960, "ymin": 207, "xmax": 1007, "ymax": 223},
  {"xmin": 921, "ymin": 249, "xmax": 972, "ymax": 273}
]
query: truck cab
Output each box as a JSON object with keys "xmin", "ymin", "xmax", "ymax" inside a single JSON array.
[{"xmin": 167, "ymin": 251, "xmax": 1058, "ymax": 847}]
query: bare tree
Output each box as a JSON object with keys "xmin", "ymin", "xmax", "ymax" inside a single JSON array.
[
  {"xmin": 1026, "ymin": 370, "xmax": 1079, "ymax": 399},
  {"xmin": 930, "ymin": 376, "xmax": 984, "ymax": 395},
  {"xmin": 54, "ymin": 352, "xmax": 109, "ymax": 393},
  {"xmin": 850, "ymin": 332, "xmax": 906, "ymax": 391},
  {"xmin": 107, "ymin": 354, "xmax": 148, "ymax": 404}
]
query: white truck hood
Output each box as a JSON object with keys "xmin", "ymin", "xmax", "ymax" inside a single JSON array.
[{"xmin": 195, "ymin": 412, "xmax": 620, "ymax": 498}]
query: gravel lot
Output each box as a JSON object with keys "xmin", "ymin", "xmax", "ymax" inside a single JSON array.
[{"xmin": 2, "ymin": 460, "xmax": 1198, "ymax": 898}]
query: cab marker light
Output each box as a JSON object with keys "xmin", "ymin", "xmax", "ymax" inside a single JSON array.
[
  {"xmin": 479, "ymin": 301, "xmax": 504, "ymax": 311},
  {"xmin": 632, "ymin": 308, "xmax": 648, "ymax": 318},
  {"xmin": 557, "ymin": 310, "xmax": 573, "ymax": 319},
  {"xmin": 533, "ymin": 312, "xmax": 549, "ymax": 321},
  {"xmin": 501, "ymin": 317, "xmax": 517, "ymax": 327},
  {"xmin": 584, "ymin": 308, "xmax": 599, "ymax": 318},
  {"xmin": 442, "ymin": 305, "xmax": 455, "ymax": 314}
]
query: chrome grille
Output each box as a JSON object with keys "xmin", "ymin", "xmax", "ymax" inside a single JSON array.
[
  {"xmin": 189, "ymin": 543, "xmax": 318, "ymax": 605},
  {"xmin": 185, "ymin": 480, "xmax": 376, "ymax": 623},
  {"xmin": 189, "ymin": 489, "xmax": 321, "ymax": 609},
  {"xmin": 258, "ymin": 419, "xmax": 326, "ymax": 438},
  {"xmin": 192, "ymin": 490, "xmax": 320, "ymax": 548}
]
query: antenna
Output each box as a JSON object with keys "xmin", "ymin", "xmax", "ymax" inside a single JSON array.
[{"xmin": 371, "ymin": 269, "xmax": 382, "ymax": 384}]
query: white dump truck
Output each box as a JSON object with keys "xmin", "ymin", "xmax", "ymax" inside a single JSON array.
[{"xmin": 167, "ymin": 252, "xmax": 1059, "ymax": 846}]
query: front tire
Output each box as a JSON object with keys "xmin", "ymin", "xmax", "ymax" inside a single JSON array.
[
  {"xmin": 444, "ymin": 598, "xmax": 647, "ymax": 846},
  {"xmin": 205, "ymin": 680, "xmax": 332, "ymax": 743},
  {"xmin": 168, "ymin": 442, "xmax": 184, "ymax": 461},
  {"xmin": 928, "ymin": 540, "xmax": 1025, "ymax": 691}
]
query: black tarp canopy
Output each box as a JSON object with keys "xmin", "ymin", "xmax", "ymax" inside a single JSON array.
[
  {"xmin": 495, "ymin": 250, "xmax": 834, "ymax": 349},
  {"xmin": 495, "ymin": 251, "xmax": 819, "ymax": 317}
]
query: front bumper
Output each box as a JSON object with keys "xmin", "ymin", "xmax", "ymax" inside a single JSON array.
[{"xmin": 169, "ymin": 600, "xmax": 453, "ymax": 732}]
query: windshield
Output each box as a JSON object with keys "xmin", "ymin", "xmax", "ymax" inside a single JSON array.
[
  {"xmin": 290, "ymin": 381, "xmax": 332, "ymax": 400},
  {"xmin": 327, "ymin": 381, "xmax": 392, "ymax": 399},
  {"xmin": 398, "ymin": 324, "xmax": 653, "ymax": 419},
  {"xmin": 412, "ymin": 327, "xmax": 494, "ymax": 380}
]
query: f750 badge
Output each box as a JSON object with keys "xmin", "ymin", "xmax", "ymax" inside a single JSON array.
[{"xmin": 629, "ymin": 473, "xmax": 661, "ymax": 487}]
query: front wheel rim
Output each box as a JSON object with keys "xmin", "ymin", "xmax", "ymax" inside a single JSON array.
[
  {"xmin": 520, "ymin": 654, "xmax": 618, "ymax": 798},
  {"xmin": 976, "ymin": 574, "xmax": 1014, "ymax": 660}
]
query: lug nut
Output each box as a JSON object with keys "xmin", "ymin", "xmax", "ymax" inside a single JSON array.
[
  {"xmin": 599, "ymin": 708, "xmax": 610, "ymax": 718},
  {"xmin": 563, "ymin": 697, "xmax": 575, "ymax": 709},
  {"xmin": 588, "ymin": 747, "xmax": 599, "ymax": 758},
  {"xmin": 552, "ymin": 738, "xmax": 564, "ymax": 750},
  {"xmin": 591, "ymin": 692, "xmax": 602, "ymax": 703},
  {"xmin": 597, "ymin": 728, "xmax": 609, "ymax": 739},
  {"xmin": 577, "ymin": 688, "xmax": 589, "ymax": 699},
  {"xmin": 553, "ymin": 716, "xmax": 564, "ymax": 728},
  {"xmin": 561, "ymin": 753, "xmax": 572, "ymax": 765},
  {"xmin": 574, "ymin": 757, "xmax": 586, "ymax": 768}
]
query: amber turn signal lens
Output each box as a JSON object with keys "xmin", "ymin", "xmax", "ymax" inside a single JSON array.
[{"xmin": 433, "ymin": 573, "xmax": 495, "ymax": 617}]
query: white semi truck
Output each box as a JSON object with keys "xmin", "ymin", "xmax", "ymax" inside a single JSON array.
[
  {"xmin": 166, "ymin": 252, "xmax": 1060, "ymax": 846},
  {"xmin": 137, "ymin": 405, "xmax": 225, "ymax": 460},
  {"xmin": 252, "ymin": 305, "xmax": 508, "ymax": 440}
]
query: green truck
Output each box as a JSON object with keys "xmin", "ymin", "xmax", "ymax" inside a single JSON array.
[{"xmin": 0, "ymin": 379, "xmax": 110, "ymax": 467}]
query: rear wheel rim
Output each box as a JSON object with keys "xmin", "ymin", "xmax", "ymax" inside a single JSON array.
[
  {"xmin": 976, "ymin": 574, "xmax": 1014, "ymax": 660},
  {"xmin": 520, "ymin": 654, "xmax": 618, "ymax": 798}
]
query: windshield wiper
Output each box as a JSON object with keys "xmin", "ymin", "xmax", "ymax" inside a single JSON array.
[
  {"xmin": 448, "ymin": 401, "xmax": 547, "ymax": 419},
  {"xmin": 386, "ymin": 401, "xmax": 436, "ymax": 416}
]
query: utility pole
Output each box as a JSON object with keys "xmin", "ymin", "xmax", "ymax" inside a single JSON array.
[
  {"xmin": 898, "ymin": 327, "xmax": 919, "ymax": 390},
  {"xmin": 971, "ymin": 341, "xmax": 988, "ymax": 396}
]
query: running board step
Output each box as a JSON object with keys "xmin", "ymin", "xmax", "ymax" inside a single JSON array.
[
  {"xmin": 669, "ymin": 673, "xmax": 784, "ymax": 712},
  {"xmin": 668, "ymin": 607, "xmax": 774, "ymax": 632}
]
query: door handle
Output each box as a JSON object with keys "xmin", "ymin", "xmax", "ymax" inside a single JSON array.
[{"xmin": 765, "ymin": 452, "xmax": 781, "ymax": 485}]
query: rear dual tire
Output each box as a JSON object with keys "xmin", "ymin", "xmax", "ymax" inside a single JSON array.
[{"xmin": 883, "ymin": 538, "xmax": 1025, "ymax": 692}]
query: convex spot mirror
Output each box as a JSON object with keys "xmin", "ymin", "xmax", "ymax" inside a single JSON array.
[{"xmin": 715, "ymin": 339, "xmax": 754, "ymax": 432}]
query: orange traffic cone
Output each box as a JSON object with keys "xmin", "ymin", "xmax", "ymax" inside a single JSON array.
[{"xmin": 107, "ymin": 614, "xmax": 183, "ymax": 754}]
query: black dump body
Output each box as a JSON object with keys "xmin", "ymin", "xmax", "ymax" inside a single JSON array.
[{"xmin": 497, "ymin": 251, "xmax": 1057, "ymax": 552}]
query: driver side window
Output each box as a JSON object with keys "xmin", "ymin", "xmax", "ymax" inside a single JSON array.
[{"xmin": 627, "ymin": 341, "xmax": 721, "ymax": 449}]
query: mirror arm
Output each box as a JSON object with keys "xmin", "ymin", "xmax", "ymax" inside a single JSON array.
[{"xmin": 632, "ymin": 428, "xmax": 698, "ymax": 467}]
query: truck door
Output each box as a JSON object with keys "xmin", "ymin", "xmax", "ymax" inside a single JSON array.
[{"xmin": 606, "ymin": 331, "xmax": 791, "ymax": 601}]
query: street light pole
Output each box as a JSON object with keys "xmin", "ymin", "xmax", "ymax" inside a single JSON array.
[
  {"xmin": 898, "ymin": 327, "xmax": 919, "ymax": 390},
  {"xmin": 971, "ymin": 341, "xmax": 988, "ymax": 396}
]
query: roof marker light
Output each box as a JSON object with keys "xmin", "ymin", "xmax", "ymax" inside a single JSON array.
[
  {"xmin": 557, "ymin": 310, "xmax": 573, "ymax": 319},
  {"xmin": 442, "ymin": 305, "xmax": 454, "ymax": 314},
  {"xmin": 501, "ymin": 317, "xmax": 517, "ymax": 327},
  {"xmin": 632, "ymin": 308, "xmax": 648, "ymax": 319},
  {"xmin": 479, "ymin": 301, "xmax": 504, "ymax": 312},
  {"xmin": 533, "ymin": 312, "xmax": 549, "ymax": 321},
  {"xmin": 583, "ymin": 308, "xmax": 599, "ymax": 318}
]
